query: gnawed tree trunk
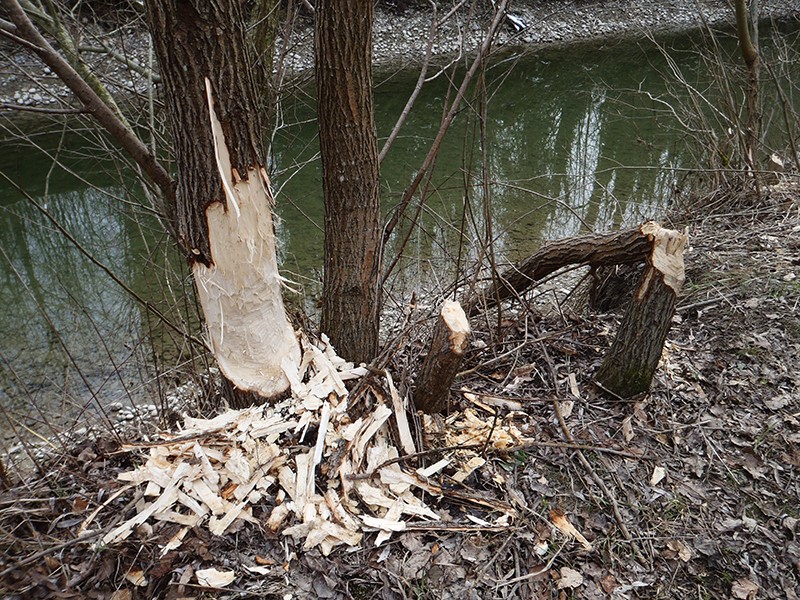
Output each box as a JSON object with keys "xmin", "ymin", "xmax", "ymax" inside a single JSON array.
[
  {"xmin": 145, "ymin": 0, "xmax": 300, "ymax": 405},
  {"xmin": 594, "ymin": 225, "xmax": 688, "ymax": 398},
  {"xmin": 414, "ymin": 300, "xmax": 471, "ymax": 414},
  {"xmin": 315, "ymin": 0, "xmax": 382, "ymax": 363},
  {"xmin": 466, "ymin": 222, "xmax": 664, "ymax": 316}
]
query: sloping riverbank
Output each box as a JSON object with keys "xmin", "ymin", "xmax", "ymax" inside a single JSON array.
[{"xmin": 1, "ymin": 184, "xmax": 797, "ymax": 598}]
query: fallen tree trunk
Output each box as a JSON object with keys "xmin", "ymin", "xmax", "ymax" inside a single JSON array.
[
  {"xmin": 465, "ymin": 222, "xmax": 662, "ymax": 316},
  {"xmin": 414, "ymin": 300, "xmax": 471, "ymax": 413},
  {"xmin": 594, "ymin": 226, "xmax": 688, "ymax": 398}
]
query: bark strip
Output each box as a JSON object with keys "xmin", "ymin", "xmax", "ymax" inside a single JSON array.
[{"xmin": 414, "ymin": 300, "xmax": 471, "ymax": 414}]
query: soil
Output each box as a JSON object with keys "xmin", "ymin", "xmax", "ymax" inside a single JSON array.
[
  {"xmin": 1, "ymin": 2, "xmax": 799, "ymax": 600},
  {"xmin": 0, "ymin": 183, "xmax": 797, "ymax": 598}
]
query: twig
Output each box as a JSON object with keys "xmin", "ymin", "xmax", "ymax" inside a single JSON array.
[
  {"xmin": 0, "ymin": 102, "xmax": 86, "ymax": 114},
  {"xmin": 378, "ymin": 1, "xmax": 437, "ymax": 163},
  {"xmin": 552, "ymin": 396, "xmax": 642, "ymax": 559},
  {"xmin": 493, "ymin": 539, "xmax": 567, "ymax": 587},
  {"xmin": 0, "ymin": 530, "xmax": 103, "ymax": 579},
  {"xmin": 381, "ymin": 0, "xmax": 509, "ymax": 248},
  {"xmin": 78, "ymin": 44, "xmax": 162, "ymax": 83},
  {"xmin": 532, "ymin": 318, "xmax": 643, "ymax": 559},
  {"xmin": 676, "ymin": 296, "xmax": 724, "ymax": 313},
  {"xmin": 351, "ymin": 435, "xmax": 643, "ymax": 481}
]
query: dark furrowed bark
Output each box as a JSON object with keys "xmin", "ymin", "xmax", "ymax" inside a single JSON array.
[
  {"xmin": 466, "ymin": 224, "xmax": 657, "ymax": 316},
  {"xmin": 315, "ymin": 0, "xmax": 382, "ymax": 363},
  {"xmin": 145, "ymin": 0, "xmax": 266, "ymax": 264}
]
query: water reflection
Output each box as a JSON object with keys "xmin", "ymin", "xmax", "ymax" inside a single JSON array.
[
  {"xmin": 0, "ymin": 186, "xmax": 143, "ymax": 418},
  {"xmin": 1, "ymin": 29, "xmax": 798, "ymax": 428}
]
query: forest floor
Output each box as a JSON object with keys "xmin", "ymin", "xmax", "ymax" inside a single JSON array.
[
  {"xmin": 0, "ymin": 180, "xmax": 797, "ymax": 599},
  {"xmin": 1, "ymin": 2, "xmax": 800, "ymax": 599}
]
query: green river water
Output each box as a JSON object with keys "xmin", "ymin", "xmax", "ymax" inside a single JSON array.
[{"xmin": 1, "ymin": 26, "xmax": 798, "ymax": 430}]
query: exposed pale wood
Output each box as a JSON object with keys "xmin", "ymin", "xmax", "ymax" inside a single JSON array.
[
  {"xmin": 386, "ymin": 371, "xmax": 417, "ymax": 456},
  {"xmin": 413, "ymin": 300, "xmax": 471, "ymax": 413},
  {"xmin": 192, "ymin": 82, "xmax": 300, "ymax": 399},
  {"xmin": 466, "ymin": 222, "xmax": 662, "ymax": 315},
  {"xmin": 594, "ymin": 225, "xmax": 688, "ymax": 398}
]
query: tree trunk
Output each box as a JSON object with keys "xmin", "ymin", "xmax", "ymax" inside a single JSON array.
[
  {"xmin": 248, "ymin": 0, "xmax": 282, "ymax": 130},
  {"xmin": 315, "ymin": 0, "xmax": 382, "ymax": 364},
  {"xmin": 594, "ymin": 226, "xmax": 688, "ymax": 398},
  {"xmin": 466, "ymin": 222, "xmax": 663, "ymax": 316},
  {"xmin": 735, "ymin": 0, "xmax": 760, "ymax": 170},
  {"xmin": 144, "ymin": 0, "xmax": 300, "ymax": 405},
  {"xmin": 414, "ymin": 301, "xmax": 471, "ymax": 414}
]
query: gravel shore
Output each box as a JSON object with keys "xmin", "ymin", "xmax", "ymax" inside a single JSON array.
[{"xmin": 1, "ymin": 0, "xmax": 798, "ymax": 111}]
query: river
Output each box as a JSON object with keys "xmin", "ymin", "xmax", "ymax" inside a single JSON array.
[{"xmin": 1, "ymin": 26, "xmax": 798, "ymax": 434}]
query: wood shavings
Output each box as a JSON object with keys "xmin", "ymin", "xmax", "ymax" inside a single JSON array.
[
  {"xmin": 98, "ymin": 336, "xmax": 518, "ymax": 563},
  {"xmin": 196, "ymin": 567, "xmax": 235, "ymax": 588},
  {"xmin": 550, "ymin": 508, "xmax": 593, "ymax": 551},
  {"xmin": 452, "ymin": 456, "xmax": 486, "ymax": 483}
]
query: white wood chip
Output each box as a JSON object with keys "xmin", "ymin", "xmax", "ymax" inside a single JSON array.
[
  {"xmin": 361, "ymin": 514, "xmax": 407, "ymax": 532},
  {"xmin": 375, "ymin": 501, "xmax": 404, "ymax": 546},
  {"xmin": 225, "ymin": 448, "xmax": 251, "ymax": 484},
  {"xmin": 314, "ymin": 401, "xmax": 331, "ymax": 466},
  {"xmin": 452, "ymin": 456, "xmax": 486, "ymax": 483},
  {"xmin": 102, "ymin": 462, "xmax": 190, "ymax": 545},
  {"xmin": 196, "ymin": 567, "xmax": 235, "ymax": 588},
  {"xmin": 386, "ymin": 371, "xmax": 416, "ymax": 456},
  {"xmin": 416, "ymin": 458, "xmax": 451, "ymax": 478},
  {"xmin": 190, "ymin": 479, "xmax": 227, "ymax": 515},
  {"xmin": 153, "ymin": 510, "xmax": 202, "ymax": 527},
  {"xmin": 267, "ymin": 503, "xmax": 290, "ymax": 532},
  {"xmin": 160, "ymin": 526, "xmax": 189, "ymax": 556},
  {"xmin": 144, "ymin": 481, "xmax": 161, "ymax": 497},
  {"xmin": 104, "ymin": 338, "xmax": 511, "ymax": 556}
]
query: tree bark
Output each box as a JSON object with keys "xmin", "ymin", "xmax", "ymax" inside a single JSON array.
[
  {"xmin": 414, "ymin": 300, "xmax": 471, "ymax": 414},
  {"xmin": 315, "ymin": 0, "xmax": 382, "ymax": 364},
  {"xmin": 145, "ymin": 0, "xmax": 300, "ymax": 405},
  {"xmin": 466, "ymin": 222, "xmax": 662, "ymax": 316},
  {"xmin": 594, "ymin": 226, "xmax": 688, "ymax": 398},
  {"xmin": 735, "ymin": 0, "xmax": 760, "ymax": 170},
  {"xmin": 248, "ymin": 0, "xmax": 281, "ymax": 131}
]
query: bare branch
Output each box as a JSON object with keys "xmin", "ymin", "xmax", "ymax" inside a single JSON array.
[
  {"xmin": 381, "ymin": 0, "xmax": 509, "ymax": 249},
  {"xmin": 0, "ymin": 0, "xmax": 176, "ymax": 220},
  {"xmin": 378, "ymin": 1, "xmax": 437, "ymax": 163},
  {"xmin": 78, "ymin": 44, "xmax": 162, "ymax": 83}
]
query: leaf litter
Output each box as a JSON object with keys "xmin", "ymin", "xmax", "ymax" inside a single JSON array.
[{"xmin": 0, "ymin": 189, "xmax": 798, "ymax": 598}]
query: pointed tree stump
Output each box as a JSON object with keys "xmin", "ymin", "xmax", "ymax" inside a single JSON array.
[
  {"xmin": 594, "ymin": 224, "xmax": 688, "ymax": 398},
  {"xmin": 414, "ymin": 300, "xmax": 471, "ymax": 414}
]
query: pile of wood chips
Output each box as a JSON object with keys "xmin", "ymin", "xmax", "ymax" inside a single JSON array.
[{"xmin": 92, "ymin": 336, "xmax": 524, "ymax": 558}]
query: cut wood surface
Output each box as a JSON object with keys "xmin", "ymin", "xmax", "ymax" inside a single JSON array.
[
  {"xmin": 466, "ymin": 221, "xmax": 662, "ymax": 315},
  {"xmin": 192, "ymin": 82, "xmax": 300, "ymax": 400},
  {"xmin": 595, "ymin": 225, "xmax": 689, "ymax": 398},
  {"xmin": 414, "ymin": 300, "xmax": 471, "ymax": 413}
]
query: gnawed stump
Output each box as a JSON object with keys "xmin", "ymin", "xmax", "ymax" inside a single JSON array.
[
  {"xmin": 594, "ymin": 223, "xmax": 688, "ymax": 398},
  {"xmin": 414, "ymin": 300, "xmax": 471, "ymax": 414}
]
